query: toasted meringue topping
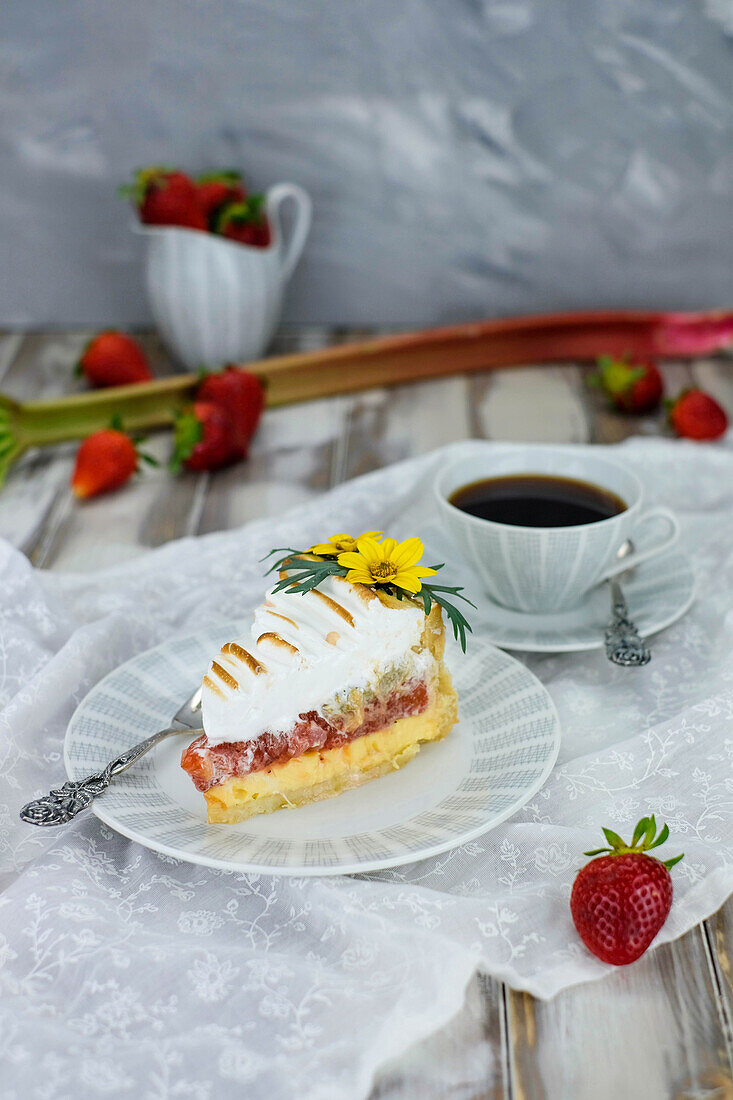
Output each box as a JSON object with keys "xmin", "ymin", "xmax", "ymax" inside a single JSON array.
[
  {"xmin": 202, "ymin": 675, "xmax": 225, "ymax": 699},
  {"xmin": 211, "ymin": 662, "xmax": 239, "ymax": 690},
  {"xmin": 311, "ymin": 590, "xmax": 355, "ymax": 627},
  {"xmin": 267, "ymin": 611, "xmax": 298, "ymax": 629},
  {"xmin": 220, "ymin": 642, "xmax": 266, "ymax": 675},
  {"xmin": 257, "ymin": 632, "xmax": 299, "ymax": 655},
  {"xmin": 201, "ymin": 575, "xmax": 428, "ymax": 747}
]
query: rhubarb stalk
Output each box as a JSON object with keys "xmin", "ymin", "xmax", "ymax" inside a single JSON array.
[
  {"xmin": 0, "ymin": 309, "xmax": 730, "ymax": 486},
  {"xmin": 0, "ymin": 377, "xmax": 198, "ymax": 484}
]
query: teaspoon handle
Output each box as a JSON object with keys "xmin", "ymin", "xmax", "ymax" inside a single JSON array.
[
  {"xmin": 19, "ymin": 725, "xmax": 194, "ymax": 827},
  {"xmin": 604, "ymin": 581, "xmax": 651, "ymax": 667}
]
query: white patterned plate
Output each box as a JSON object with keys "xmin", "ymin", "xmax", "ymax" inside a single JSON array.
[
  {"xmin": 64, "ymin": 630, "xmax": 560, "ymax": 876},
  {"xmin": 477, "ymin": 548, "xmax": 694, "ymax": 653}
]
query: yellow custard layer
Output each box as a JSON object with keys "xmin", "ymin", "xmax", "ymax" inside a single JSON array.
[{"xmin": 204, "ymin": 666, "xmax": 458, "ymax": 824}]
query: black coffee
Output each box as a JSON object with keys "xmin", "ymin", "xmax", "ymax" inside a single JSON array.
[{"xmin": 449, "ymin": 474, "xmax": 626, "ymax": 528}]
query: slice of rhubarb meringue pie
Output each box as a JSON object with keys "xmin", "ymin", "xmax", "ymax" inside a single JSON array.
[{"xmin": 181, "ymin": 534, "xmax": 472, "ymax": 823}]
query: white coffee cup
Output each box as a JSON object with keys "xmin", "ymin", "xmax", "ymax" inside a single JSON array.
[{"xmin": 434, "ymin": 445, "xmax": 679, "ymax": 614}]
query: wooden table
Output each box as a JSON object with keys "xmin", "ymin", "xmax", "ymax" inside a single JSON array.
[{"xmin": 3, "ymin": 328, "xmax": 732, "ymax": 1099}]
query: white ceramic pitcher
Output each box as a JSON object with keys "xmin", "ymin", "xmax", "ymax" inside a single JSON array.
[{"xmin": 137, "ymin": 182, "xmax": 312, "ymax": 369}]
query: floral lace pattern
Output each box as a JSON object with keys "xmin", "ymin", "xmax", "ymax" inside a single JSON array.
[{"xmin": 1, "ymin": 438, "xmax": 732, "ymax": 1099}]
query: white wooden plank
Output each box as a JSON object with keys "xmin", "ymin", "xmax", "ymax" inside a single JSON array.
[
  {"xmin": 473, "ymin": 366, "xmax": 590, "ymax": 444},
  {"xmin": 0, "ymin": 330, "xmax": 89, "ymax": 400},
  {"xmin": 269, "ymin": 325, "xmax": 335, "ymax": 355},
  {"xmin": 0, "ymin": 335, "xmax": 75, "ymax": 554},
  {"xmin": 508, "ymin": 927, "xmax": 731, "ymax": 1100},
  {"xmin": 0, "ymin": 331, "xmax": 24, "ymax": 381},
  {"xmin": 34, "ymin": 428, "xmax": 214, "ymax": 570},
  {"xmin": 382, "ymin": 376, "xmax": 472, "ymax": 454},
  {"xmin": 659, "ymin": 361, "xmax": 696, "ymax": 406},
  {"xmin": 199, "ymin": 395, "xmax": 354, "ymax": 533},
  {"xmin": 370, "ymin": 972, "xmax": 505, "ymax": 1100},
  {"xmin": 341, "ymin": 376, "xmax": 472, "ymax": 483},
  {"xmin": 0, "ymin": 334, "xmax": 87, "ymax": 551},
  {"xmin": 704, "ymin": 898, "xmax": 733, "ymax": 1070},
  {"xmin": 0, "ymin": 334, "xmax": 49, "ymax": 548}
]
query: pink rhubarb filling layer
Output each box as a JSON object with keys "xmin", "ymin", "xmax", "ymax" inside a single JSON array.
[{"xmin": 181, "ymin": 679, "xmax": 429, "ymax": 792}]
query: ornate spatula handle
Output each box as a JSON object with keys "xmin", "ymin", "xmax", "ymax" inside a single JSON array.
[{"xmin": 19, "ymin": 726, "xmax": 194, "ymax": 826}]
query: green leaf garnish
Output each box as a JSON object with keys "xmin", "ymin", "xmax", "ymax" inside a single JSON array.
[{"xmin": 261, "ymin": 546, "xmax": 474, "ymax": 651}]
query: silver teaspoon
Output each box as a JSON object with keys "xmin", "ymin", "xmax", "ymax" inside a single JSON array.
[
  {"xmin": 19, "ymin": 685, "xmax": 203, "ymax": 826},
  {"xmin": 604, "ymin": 542, "xmax": 651, "ymax": 667}
]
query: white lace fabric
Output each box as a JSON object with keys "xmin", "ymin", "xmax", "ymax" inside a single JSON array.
[{"xmin": 1, "ymin": 438, "xmax": 732, "ymax": 1099}]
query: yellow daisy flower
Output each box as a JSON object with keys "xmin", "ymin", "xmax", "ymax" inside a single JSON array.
[
  {"xmin": 306, "ymin": 531, "xmax": 383, "ymax": 558},
  {"xmin": 338, "ymin": 535, "xmax": 437, "ymax": 594}
]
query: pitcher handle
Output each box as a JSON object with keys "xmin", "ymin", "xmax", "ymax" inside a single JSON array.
[
  {"xmin": 267, "ymin": 183, "xmax": 312, "ymax": 282},
  {"xmin": 599, "ymin": 507, "xmax": 680, "ymax": 582}
]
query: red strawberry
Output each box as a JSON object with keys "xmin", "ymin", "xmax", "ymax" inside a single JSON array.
[
  {"xmin": 71, "ymin": 424, "xmax": 157, "ymax": 499},
  {"xmin": 570, "ymin": 816, "xmax": 683, "ymax": 966},
  {"xmin": 669, "ymin": 389, "xmax": 728, "ymax": 441},
  {"xmin": 215, "ymin": 196, "xmax": 271, "ymax": 248},
  {"xmin": 170, "ymin": 400, "xmax": 241, "ymax": 473},
  {"xmin": 592, "ymin": 355, "xmax": 664, "ymax": 414},
  {"xmin": 120, "ymin": 167, "xmax": 206, "ymax": 231},
  {"xmin": 196, "ymin": 171, "xmax": 247, "ymax": 221},
  {"xmin": 196, "ymin": 367, "xmax": 264, "ymax": 454},
  {"xmin": 78, "ymin": 332, "xmax": 152, "ymax": 388}
]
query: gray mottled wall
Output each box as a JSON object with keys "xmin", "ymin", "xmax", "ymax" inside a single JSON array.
[{"xmin": 1, "ymin": 0, "xmax": 732, "ymax": 327}]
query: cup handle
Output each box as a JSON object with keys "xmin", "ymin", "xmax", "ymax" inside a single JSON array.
[
  {"xmin": 599, "ymin": 507, "xmax": 680, "ymax": 582},
  {"xmin": 267, "ymin": 183, "xmax": 312, "ymax": 282}
]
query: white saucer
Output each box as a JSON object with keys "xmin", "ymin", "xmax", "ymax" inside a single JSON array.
[{"xmin": 475, "ymin": 548, "xmax": 695, "ymax": 653}]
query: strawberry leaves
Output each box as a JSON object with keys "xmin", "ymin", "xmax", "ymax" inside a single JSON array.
[
  {"xmin": 170, "ymin": 411, "xmax": 204, "ymax": 473},
  {"xmin": 215, "ymin": 195, "xmax": 267, "ymax": 234},
  {"xmin": 583, "ymin": 815, "xmax": 683, "ymax": 867}
]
